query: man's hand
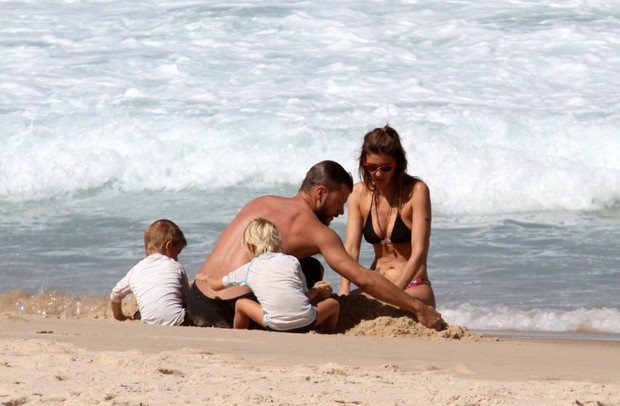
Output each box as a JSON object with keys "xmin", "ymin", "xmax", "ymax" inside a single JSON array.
[{"xmin": 416, "ymin": 304, "xmax": 445, "ymax": 331}]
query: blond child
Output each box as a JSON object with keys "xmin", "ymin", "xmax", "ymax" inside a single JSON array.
[
  {"xmin": 110, "ymin": 219, "xmax": 190, "ymax": 326},
  {"xmin": 208, "ymin": 218, "xmax": 339, "ymax": 333}
]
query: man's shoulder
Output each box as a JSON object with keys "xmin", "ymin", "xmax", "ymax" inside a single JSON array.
[
  {"xmin": 248, "ymin": 194, "xmax": 289, "ymax": 205},
  {"xmin": 242, "ymin": 194, "xmax": 297, "ymax": 215}
]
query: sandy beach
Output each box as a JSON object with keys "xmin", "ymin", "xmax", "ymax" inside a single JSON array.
[{"xmin": 1, "ymin": 310, "xmax": 619, "ymax": 406}]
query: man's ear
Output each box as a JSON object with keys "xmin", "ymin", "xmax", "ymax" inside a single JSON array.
[{"xmin": 315, "ymin": 185, "xmax": 327, "ymax": 203}]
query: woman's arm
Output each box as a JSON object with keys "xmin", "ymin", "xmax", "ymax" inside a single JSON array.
[
  {"xmin": 394, "ymin": 181, "xmax": 432, "ymax": 290},
  {"xmin": 339, "ymin": 183, "xmax": 364, "ymax": 295}
]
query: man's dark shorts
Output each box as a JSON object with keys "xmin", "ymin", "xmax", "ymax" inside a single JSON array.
[
  {"xmin": 187, "ymin": 256, "xmax": 324, "ymax": 328},
  {"xmin": 297, "ymin": 256, "xmax": 323, "ymax": 288}
]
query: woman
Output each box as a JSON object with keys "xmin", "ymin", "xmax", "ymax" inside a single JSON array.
[{"xmin": 339, "ymin": 125, "xmax": 436, "ymax": 308}]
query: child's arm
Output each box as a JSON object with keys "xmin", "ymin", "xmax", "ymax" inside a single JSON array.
[
  {"xmin": 110, "ymin": 273, "xmax": 132, "ymax": 321},
  {"xmin": 207, "ymin": 276, "xmax": 226, "ymax": 291},
  {"xmin": 110, "ymin": 300, "xmax": 129, "ymax": 321},
  {"xmin": 180, "ymin": 270, "xmax": 190, "ymax": 307},
  {"xmin": 306, "ymin": 287, "xmax": 318, "ymax": 301},
  {"xmin": 204, "ymin": 263, "xmax": 248, "ymax": 291},
  {"xmin": 307, "ymin": 281, "xmax": 333, "ymax": 301}
]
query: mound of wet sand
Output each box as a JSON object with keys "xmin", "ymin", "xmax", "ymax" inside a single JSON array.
[{"xmin": 334, "ymin": 294, "xmax": 491, "ymax": 342}]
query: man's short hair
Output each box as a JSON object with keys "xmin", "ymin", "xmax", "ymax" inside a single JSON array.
[{"xmin": 299, "ymin": 160, "xmax": 353, "ymax": 193}]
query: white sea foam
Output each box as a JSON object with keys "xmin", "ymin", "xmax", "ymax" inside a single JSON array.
[
  {"xmin": 442, "ymin": 304, "xmax": 620, "ymax": 336},
  {"xmin": 3, "ymin": 113, "xmax": 618, "ymax": 215}
]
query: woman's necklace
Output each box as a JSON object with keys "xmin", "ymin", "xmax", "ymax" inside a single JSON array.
[{"xmin": 374, "ymin": 190, "xmax": 395, "ymax": 246}]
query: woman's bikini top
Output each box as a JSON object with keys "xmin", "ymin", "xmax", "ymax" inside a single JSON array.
[{"xmin": 363, "ymin": 200, "xmax": 412, "ymax": 245}]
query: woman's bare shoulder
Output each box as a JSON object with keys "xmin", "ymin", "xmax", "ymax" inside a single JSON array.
[
  {"xmin": 352, "ymin": 181, "xmax": 367, "ymax": 193},
  {"xmin": 412, "ymin": 178, "xmax": 429, "ymax": 193},
  {"xmin": 351, "ymin": 182, "xmax": 373, "ymax": 208},
  {"xmin": 402, "ymin": 177, "xmax": 429, "ymax": 205}
]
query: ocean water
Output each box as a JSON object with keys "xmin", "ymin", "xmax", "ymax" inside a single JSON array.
[{"xmin": 1, "ymin": 0, "xmax": 619, "ymax": 339}]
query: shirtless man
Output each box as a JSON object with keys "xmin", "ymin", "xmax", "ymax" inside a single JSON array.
[{"xmin": 188, "ymin": 160, "xmax": 443, "ymax": 331}]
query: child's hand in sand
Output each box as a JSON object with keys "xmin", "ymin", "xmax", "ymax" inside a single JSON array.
[{"xmin": 313, "ymin": 281, "xmax": 333, "ymax": 299}]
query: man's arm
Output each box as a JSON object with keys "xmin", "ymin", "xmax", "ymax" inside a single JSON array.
[{"xmin": 340, "ymin": 184, "xmax": 364, "ymax": 295}]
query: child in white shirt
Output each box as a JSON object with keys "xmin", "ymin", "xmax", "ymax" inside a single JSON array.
[
  {"xmin": 208, "ymin": 218, "xmax": 339, "ymax": 333},
  {"xmin": 110, "ymin": 219, "xmax": 190, "ymax": 326}
]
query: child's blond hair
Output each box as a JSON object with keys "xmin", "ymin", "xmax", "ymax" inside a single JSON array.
[
  {"xmin": 242, "ymin": 218, "xmax": 281, "ymax": 256},
  {"xmin": 144, "ymin": 219, "xmax": 187, "ymax": 255}
]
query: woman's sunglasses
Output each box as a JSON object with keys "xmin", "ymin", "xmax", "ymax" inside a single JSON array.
[{"xmin": 363, "ymin": 162, "xmax": 397, "ymax": 173}]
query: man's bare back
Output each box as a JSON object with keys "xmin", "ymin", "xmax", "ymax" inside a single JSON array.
[{"xmin": 194, "ymin": 194, "xmax": 331, "ymax": 300}]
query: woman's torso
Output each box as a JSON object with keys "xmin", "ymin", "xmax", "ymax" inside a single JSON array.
[{"xmin": 358, "ymin": 177, "xmax": 428, "ymax": 283}]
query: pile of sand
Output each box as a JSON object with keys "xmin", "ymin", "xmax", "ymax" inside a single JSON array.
[{"xmin": 334, "ymin": 294, "xmax": 489, "ymax": 342}]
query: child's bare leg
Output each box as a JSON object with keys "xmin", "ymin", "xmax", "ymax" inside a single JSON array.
[
  {"xmin": 315, "ymin": 297, "xmax": 340, "ymax": 334},
  {"xmin": 234, "ymin": 298, "xmax": 265, "ymax": 329}
]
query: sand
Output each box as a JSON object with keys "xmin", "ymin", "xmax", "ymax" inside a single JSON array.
[
  {"xmin": 1, "ymin": 316, "xmax": 619, "ymax": 406},
  {"xmin": 1, "ymin": 291, "xmax": 619, "ymax": 405}
]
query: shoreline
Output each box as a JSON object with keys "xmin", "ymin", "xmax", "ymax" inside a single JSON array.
[
  {"xmin": 1, "ymin": 314, "xmax": 619, "ymax": 405},
  {"xmin": 473, "ymin": 329, "xmax": 620, "ymax": 343},
  {"xmin": 2, "ymin": 289, "xmax": 619, "ymax": 343}
]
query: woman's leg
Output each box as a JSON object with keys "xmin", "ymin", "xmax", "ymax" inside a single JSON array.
[{"xmin": 405, "ymin": 283, "xmax": 436, "ymax": 308}]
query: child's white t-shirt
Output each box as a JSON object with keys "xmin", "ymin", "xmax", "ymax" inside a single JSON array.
[
  {"xmin": 223, "ymin": 252, "xmax": 316, "ymax": 331},
  {"xmin": 110, "ymin": 253, "xmax": 189, "ymax": 326}
]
